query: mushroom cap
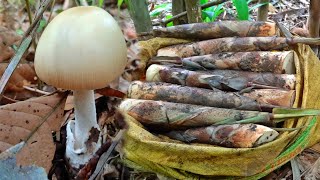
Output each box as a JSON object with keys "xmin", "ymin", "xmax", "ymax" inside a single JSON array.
[{"xmin": 35, "ymin": 6, "xmax": 127, "ymax": 90}]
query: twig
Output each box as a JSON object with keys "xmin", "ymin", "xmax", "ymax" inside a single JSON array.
[
  {"xmin": 25, "ymin": 0, "xmax": 33, "ymax": 24},
  {"xmin": 23, "ymin": 85, "xmax": 51, "ymax": 95},
  {"xmin": 2, "ymin": 95, "xmax": 19, "ymax": 103},
  {"xmin": 257, "ymin": 0, "xmax": 269, "ymax": 21},
  {"xmin": 290, "ymin": 37, "xmax": 320, "ymax": 45},
  {"xmin": 24, "ymin": 0, "xmax": 37, "ymax": 50},
  {"xmin": 275, "ymin": 20, "xmax": 293, "ymax": 39},
  {"xmin": 23, "ymin": 0, "xmax": 53, "ymax": 39},
  {"xmin": 270, "ymin": 8, "xmax": 308, "ymax": 21},
  {"xmin": 89, "ymin": 129, "xmax": 125, "ymax": 180},
  {"xmin": 0, "ymin": 0, "xmax": 53, "ymax": 101},
  {"xmin": 48, "ymin": 0, "xmax": 56, "ymax": 22},
  {"xmin": 153, "ymin": 0, "xmax": 228, "ymax": 26},
  {"xmin": 75, "ymin": 139, "xmax": 112, "ymax": 180}
]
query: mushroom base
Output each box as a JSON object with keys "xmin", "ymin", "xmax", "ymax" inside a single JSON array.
[{"xmin": 66, "ymin": 120, "xmax": 102, "ymax": 168}]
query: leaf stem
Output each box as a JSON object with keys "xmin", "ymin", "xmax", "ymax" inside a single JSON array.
[
  {"xmin": 48, "ymin": 0, "xmax": 56, "ymax": 22},
  {"xmin": 25, "ymin": 0, "xmax": 37, "ymax": 50}
]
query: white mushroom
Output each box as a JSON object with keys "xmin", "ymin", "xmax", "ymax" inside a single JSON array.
[{"xmin": 34, "ymin": 6, "xmax": 127, "ymax": 168}]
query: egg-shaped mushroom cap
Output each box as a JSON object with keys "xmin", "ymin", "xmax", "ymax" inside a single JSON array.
[{"xmin": 35, "ymin": 6, "xmax": 127, "ymax": 90}]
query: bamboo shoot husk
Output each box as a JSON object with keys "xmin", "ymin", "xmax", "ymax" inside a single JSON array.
[
  {"xmin": 119, "ymin": 99, "xmax": 271, "ymax": 129},
  {"xmin": 152, "ymin": 21, "xmax": 279, "ymax": 40},
  {"xmin": 146, "ymin": 64, "xmax": 296, "ymax": 90},
  {"xmin": 157, "ymin": 37, "xmax": 289, "ymax": 57},
  {"xmin": 128, "ymin": 81, "xmax": 281, "ymax": 110},
  {"xmin": 165, "ymin": 124, "xmax": 279, "ymax": 148},
  {"xmin": 243, "ymin": 89, "xmax": 296, "ymax": 108},
  {"xmin": 179, "ymin": 51, "xmax": 296, "ymax": 74}
]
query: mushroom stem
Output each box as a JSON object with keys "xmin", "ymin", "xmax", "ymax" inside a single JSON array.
[{"xmin": 73, "ymin": 89, "xmax": 100, "ymax": 151}]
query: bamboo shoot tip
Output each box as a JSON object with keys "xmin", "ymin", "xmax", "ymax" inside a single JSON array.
[
  {"xmin": 255, "ymin": 129, "xmax": 279, "ymax": 146},
  {"xmin": 146, "ymin": 64, "xmax": 165, "ymax": 82}
]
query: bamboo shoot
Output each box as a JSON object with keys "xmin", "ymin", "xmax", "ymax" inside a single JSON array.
[
  {"xmin": 146, "ymin": 64, "xmax": 296, "ymax": 90},
  {"xmin": 243, "ymin": 89, "xmax": 295, "ymax": 108},
  {"xmin": 165, "ymin": 124, "xmax": 279, "ymax": 148},
  {"xmin": 152, "ymin": 51, "xmax": 296, "ymax": 74},
  {"xmin": 157, "ymin": 37, "xmax": 289, "ymax": 57},
  {"xmin": 128, "ymin": 81, "xmax": 281, "ymax": 110},
  {"xmin": 181, "ymin": 51, "xmax": 296, "ymax": 74},
  {"xmin": 119, "ymin": 99, "xmax": 271, "ymax": 129},
  {"xmin": 152, "ymin": 21, "xmax": 279, "ymax": 40}
]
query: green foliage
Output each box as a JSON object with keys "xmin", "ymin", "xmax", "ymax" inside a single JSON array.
[
  {"xmin": 202, "ymin": 3, "xmax": 224, "ymax": 22},
  {"xmin": 200, "ymin": 0, "xmax": 208, "ymax": 5},
  {"xmin": 27, "ymin": 0, "xmax": 35, "ymax": 6},
  {"xmin": 149, "ymin": 0, "xmax": 225, "ymax": 24},
  {"xmin": 231, "ymin": 0, "xmax": 270, "ymax": 20},
  {"xmin": 165, "ymin": 15, "xmax": 173, "ymax": 27},
  {"xmin": 150, "ymin": 3, "xmax": 172, "ymax": 17},
  {"xmin": 117, "ymin": 0, "xmax": 129, "ymax": 8},
  {"xmin": 117, "ymin": 0, "xmax": 124, "ymax": 8},
  {"xmin": 36, "ymin": 19, "xmax": 47, "ymax": 33},
  {"xmin": 74, "ymin": 0, "xmax": 105, "ymax": 7},
  {"xmin": 98, "ymin": 0, "xmax": 104, "ymax": 7},
  {"xmin": 232, "ymin": 0, "xmax": 249, "ymax": 20},
  {"xmin": 16, "ymin": 29, "xmax": 24, "ymax": 36},
  {"xmin": 115, "ymin": 0, "xmax": 269, "ymax": 26}
]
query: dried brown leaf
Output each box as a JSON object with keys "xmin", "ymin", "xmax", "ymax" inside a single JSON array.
[
  {"xmin": 310, "ymin": 143, "xmax": 320, "ymax": 154},
  {"xmin": 0, "ymin": 92, "xmax": 67, "ymax": 172},
  {"xmin": 96, "ymin": 87, "xmax": 125, "ymax": 98},
  {"xmin": 303, "ymin": 158, "xmax": 320, "ymax": 179},
  {"xmin": 0, "ymin": 26, "xmax": 22, "ymax": 62},
  {"xmin": 0, "ymin": 62, "xmax": 38, "ymax": 103},
  {"xmin": 0, "ymin": 62, "xmax": 37, "ymax": 92}
]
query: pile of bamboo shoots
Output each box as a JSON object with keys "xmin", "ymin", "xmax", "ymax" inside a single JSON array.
[{"xmin": 119, "ymin": 21, "xmax": 319, "ymax": 148}]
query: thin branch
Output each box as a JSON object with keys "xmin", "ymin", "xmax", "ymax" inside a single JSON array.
[
  {"xmin": 48, "ymin": 0, "xmax": 56, "ymax": 22},
  {"xmin": 275, "ymin": 20, "xmax": 293, "ymax": 39},
  {"xmin": 257, "ymin": 0, "xmax": 269, "ymax": 21},
  {"xmin": 24, "ymin": 0, "xmax": 37, "ymax": 51},
  {"xmin": 291, "ymin": 37, "xmax": 320, "ymax": 45},
  {"xmin": 23, "ymin": 85, "xmax": 51, "ymax": 95},
  {"xmin": 2, "ymin": 95, "xmax": 19, "ymax": 103},
  {"xmin": 25, "ymin": 0, "xmax": 33, "ymax": 24},
  {"xmin": 88, "ymin": 130, "xmax": 125, "ymax": 180},
  {"xmin": 153, "ymin": 0, "xmax": 228, "ymax": 26},
  {"xmin": 23, "ymin": 0, "xmax": 52, "ymax": 39}
]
